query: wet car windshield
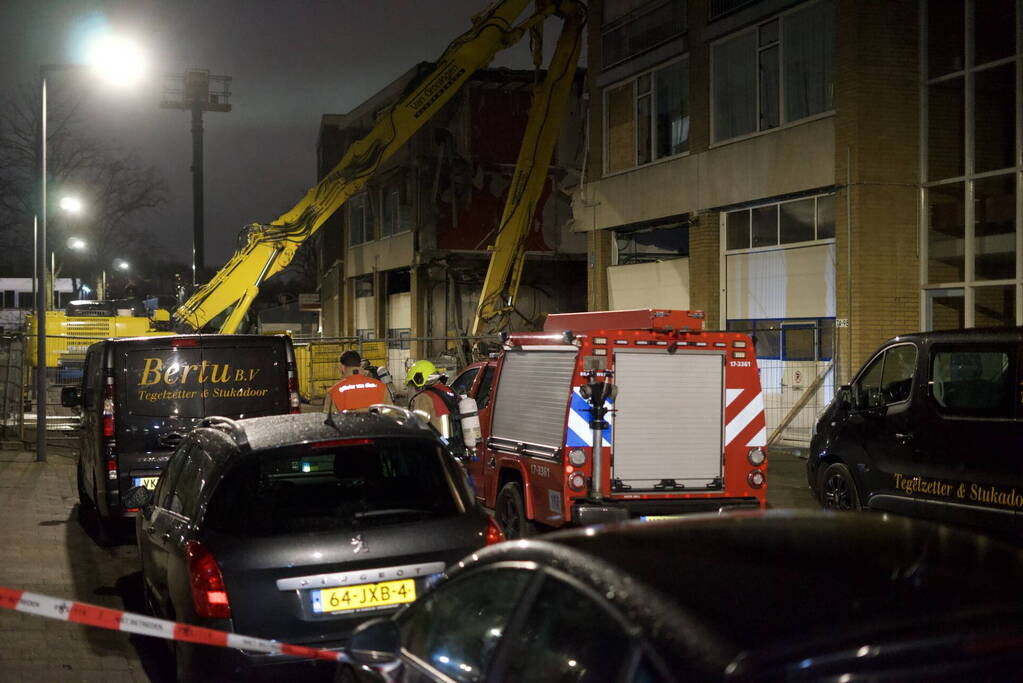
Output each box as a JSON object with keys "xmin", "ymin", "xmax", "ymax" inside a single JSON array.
[{"xmin": 203, "ymin": 438, "xmax": 462, "ymax": 536}]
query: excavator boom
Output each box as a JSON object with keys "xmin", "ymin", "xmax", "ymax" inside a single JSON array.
[{"xmin": 173, "ymin": 0, "xmax": 586, "ymax": 339}]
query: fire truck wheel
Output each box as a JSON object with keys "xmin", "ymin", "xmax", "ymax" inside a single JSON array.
[
  {"xmin": 496, "ymin": 482, "xmax": 536, "ymax": 539},
  {"xmin": 820, "ymin": 463, "xmax": 861, "ymax": 511}
]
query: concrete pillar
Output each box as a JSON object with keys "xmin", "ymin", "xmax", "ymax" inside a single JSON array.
[{"xmin": 587, "ymin": 229, "xmax": 613, "ymax": 311}]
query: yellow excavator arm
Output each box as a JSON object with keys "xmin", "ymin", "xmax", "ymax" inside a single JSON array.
[
  {"xmin": 173, "ymin": 0, "xmax": 585, "ymax": 335},
  {"xmin": 471, "ymin": 1, "xmax": 584, "ymax": 336}
]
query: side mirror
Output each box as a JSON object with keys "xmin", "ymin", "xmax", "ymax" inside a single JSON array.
[
  {"xmin": 347, "ymin": 618, "xmax": 402, "ymax": 666},
  {"xmin": 836, "ymin": 385, "xmax": 852, "ymax": 411},
  {"xmin": 61, "ymin": 386, "xmax": 82, "ymax": 407},
  {"xmin": 123, "ymin": 485, "xmax": 154, "ymax": 510}
]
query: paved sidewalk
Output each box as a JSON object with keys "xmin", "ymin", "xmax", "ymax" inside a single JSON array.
[
  {"xmin": 766, "ymin": 446, "xmax": 817, "ymax": 510},
  {"xmin": 0, "ymin": 446, "xmax": 167, "ymax": 682}
]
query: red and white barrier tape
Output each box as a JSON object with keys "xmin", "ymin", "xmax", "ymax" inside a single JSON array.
[{"xmin": 0, "ymin": 585, "xmax": 347, "ymax": 663}]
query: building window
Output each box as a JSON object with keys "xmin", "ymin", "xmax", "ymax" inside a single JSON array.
[
  {"xmin": 18, "ymin": 292, "xmax": 33, "ymax": 309},
  {"xmin": 348, "ymin": 193, "xmax": 374, "ymax": 246},
  {"xmin": 727, "ymin": 318, "xmax": 835, "ymax": 361},
  {"xmin": 614, "ymin": 222, "xmax": 689, "ymax": 265},
  {"xmin": 711, "ymin": 0, "xmax": 834, "ymax": 142},
  {"xmin": 724, "ymin": 194, "xmax": 835, "ymax": 251},
  {"xmin": 2, "ymin": 291, "xmax": 14, "ymax": 308},
  {"xmin": 604, "ymin": 57, "xmax": 689, "ymax": 174},
  {"xmin": 923, "ymin": 0, "xmax": 1021, "ymax": 328},
  {"xmin": 387, "ymin": 328, "xmax": 410, "ymax": 350},
  {"xmin": 602, "ymin": 0, "xmax": 686, "ymax": 69},
  {"xmin": 380, "ymin": 186, "xmax": 403, "ymax": 238}
]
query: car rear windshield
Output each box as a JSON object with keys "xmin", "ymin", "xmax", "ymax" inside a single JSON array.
[{"xmin": 203, "ymin": 438, "xmax": 464, "ymax": 537}]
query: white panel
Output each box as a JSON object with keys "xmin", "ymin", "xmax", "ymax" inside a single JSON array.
[
  {"xmin": 491, "ymin": 350, "xmax": 577, "ymax": 448},
  {"xmin": 607, "ymin": 259, "xmax": 690, "ymax": 310},
  {"xmin": 355, "ymin": 296, "xmax": 375, "ymax": 331},
  {"xmin": 387, "ymin": 293, "xmax": 411, "ymax": 329},
  {"xmin": 612, "ymin": 351, "xmax": 723, "ymax": 485},
  {"xmin": 726, "ymin": 243, "xmax": 835, "ymax": 319}
]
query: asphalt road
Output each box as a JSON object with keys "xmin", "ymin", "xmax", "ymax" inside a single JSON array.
[{"xmin": 0, "ymin": 441, "xmax": 817, "ymax": 681}]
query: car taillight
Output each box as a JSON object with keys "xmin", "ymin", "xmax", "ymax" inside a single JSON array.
[
  {"xmin": 568, "ymin": 472, "xmax": 587, "ymax": 490},
  {"xmin": 102, "ymin": 377, "xmax": 115, "ymax": 438},
  {"xmin": 287, "ymin": 363, "xmax": 300, "ymax": 414},
  {"xmin": 748, "ymin": 470, "xmax": 766, "ymax": 488},
  {"xmin": 485, "ymin": 516, "xmax": 505, "ymax": 546},
  {"xmin": 185, "ymin": 540, "xmax": 231, "ymax": 618}
]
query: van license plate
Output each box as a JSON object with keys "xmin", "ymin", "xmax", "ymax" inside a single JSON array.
[
  {"xmin": 311, "ymin": 579, "xmax": 416, "ymax": 614},
  {"xmin": 133, "ymin": 476, "xmax": 159, "ymax": 490}
]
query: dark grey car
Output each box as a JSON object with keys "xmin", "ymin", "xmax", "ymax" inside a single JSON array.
[
  {"xmin": 132, "ymin": 409, "xmax": 502, "ymax": 682},
  {"xmin": 341, "ymin": 511, "xmax": 1023, "ymax": 682}
]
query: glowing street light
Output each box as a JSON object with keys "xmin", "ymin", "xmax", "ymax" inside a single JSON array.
[
  {"xmin": 114, "ymin": 258, "xmax": 130, "ymax": 271},
  {"xmin": 67, "ymin": 237, "xmax": 87, "ymax": 251},
  {"xmin": 84, "ymin": 34, "xmax": 147, "ymax": 86},
  {"xmin": 59, "ymin": 196, "xmax": 83, "ymax": 214},
  {"xmin": 35, "ymin": 31, "xmax": 147, "ymax": 462}
]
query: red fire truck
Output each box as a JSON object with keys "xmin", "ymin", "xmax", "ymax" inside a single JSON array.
[{"xmin": 447, "ymin": 309, "xmax": 768, "ymax": 538}]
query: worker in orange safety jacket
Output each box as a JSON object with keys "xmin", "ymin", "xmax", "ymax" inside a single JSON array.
[{"xmin": 324, "ymin": 350, "xmax": 391, "ymax": 413}]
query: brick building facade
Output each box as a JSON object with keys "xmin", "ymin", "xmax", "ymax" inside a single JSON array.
[{"xmin": 578, "ymin": 0, "xmax": 1021, "ymax": 443}]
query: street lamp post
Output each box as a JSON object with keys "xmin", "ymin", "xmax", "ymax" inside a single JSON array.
[{"xmin": 34, "ymin": 35, "xmax": 144, "ymax": 463}]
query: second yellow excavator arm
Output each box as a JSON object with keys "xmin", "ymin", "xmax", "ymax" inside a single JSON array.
[{"xmin": 173, "ymin": 0, "xmax": 548, "ymax": 333}]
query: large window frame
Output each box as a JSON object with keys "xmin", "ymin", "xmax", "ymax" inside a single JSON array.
[
  {"xmin": 602, "ymin": 0, "xmax": 687, "ymax": 69},
  {"xmin": 723, "ymin": 193, "xmax": 836, "ymax": 253},
  {"xmin": 348, "ymin": 192, "xmax": 374, "ymax": 247},
  {"xmin": 710, "ymin": 0, "xmax": 835, "ymax": 144},
  {"xmin": 603, "ymin": 55, "xmax": 690, "ymax": 176},
  {"xmin": 920, "ymin": 0, "xmax": 1023, "ymax": 329},
  {"xmin": 380, "ymin": 184, "xmax": 409, "ymax": 239}
]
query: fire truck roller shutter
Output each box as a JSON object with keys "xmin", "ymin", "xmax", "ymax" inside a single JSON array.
[
  {"xmin": 612, "ymin": 351, "xmax": 724, "ymax": 488},
  {"xmin": 490, "ymin": 350, "xmax": 578, "ymax": 452}
]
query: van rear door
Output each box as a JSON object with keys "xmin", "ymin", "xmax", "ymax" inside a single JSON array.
[{"xmin": 116, "ymin": 336, "xmax": 290, "ymax": 504}]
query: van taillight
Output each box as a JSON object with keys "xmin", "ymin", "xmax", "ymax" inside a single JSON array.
[
  {"xmin": 485, "ymin": 516, "xmax": 505, "ymax": 546},
  {"xmin": 102, "ymin": 377, "xmax": 115, "ymax": 438},
  {"xmin": 185, "ymin": 540, "xmax": 231, "ymax": 618},
  {"xmin": 287, "ymin": 363, "xmax": 300, "ymax": 414}
]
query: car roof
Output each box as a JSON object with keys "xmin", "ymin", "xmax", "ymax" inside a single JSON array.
[
  {"xmin": 220, "ymin": 410, "xmax": 439, "ymax": 454},
  {"xmin": 883, "ymin": 326, "xmax": 1023, "ymax": 347},
  {"xmin": 449, "ymin": 511, "xmax": 1023, "ymax": 671}
]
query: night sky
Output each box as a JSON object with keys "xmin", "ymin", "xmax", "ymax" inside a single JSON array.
[{"xmin": 0, "ymin": 0, "xmax": 564, "ymax": 269}]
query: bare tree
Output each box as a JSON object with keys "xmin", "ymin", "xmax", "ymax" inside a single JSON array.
[{"xmin": 0, "ymin": 84, "xmax": 167, "ymax": 276}]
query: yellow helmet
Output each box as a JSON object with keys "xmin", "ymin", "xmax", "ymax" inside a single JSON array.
[{"xmin": 405, "ymin": 360, "xmax": 437, "ymax": 388}]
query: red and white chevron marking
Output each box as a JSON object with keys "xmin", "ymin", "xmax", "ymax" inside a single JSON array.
[
  {"xmin": 725, "ymin": 388, "xmax": 766, "ymax": 448},
  {"xmin": 0, "ymin": 585, "xmax": 346, "ymax": 663}
]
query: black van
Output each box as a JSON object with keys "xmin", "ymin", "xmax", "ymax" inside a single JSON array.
[
  {"xmin": 63, "ymin": 334, "xmax": 300, "ymax": 531},
  {"xmin": 808, "ymin": 327, "xmax": 1023, "ymax": 539}
]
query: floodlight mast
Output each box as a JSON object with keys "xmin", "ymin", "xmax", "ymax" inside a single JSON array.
[{"xmin": 161, "ymin": 69, "xmax": 233, "ymax": 288}]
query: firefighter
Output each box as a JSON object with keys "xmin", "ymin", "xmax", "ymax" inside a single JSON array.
[
  {"xmin": 405, "ymin": 360, "xmax": 458, "ymax": 436},
  {"xmin": 324, "ymin": 350, "xmax": 391, "ymax": 413}
]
